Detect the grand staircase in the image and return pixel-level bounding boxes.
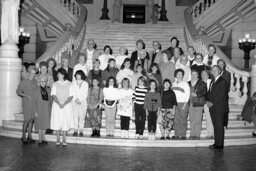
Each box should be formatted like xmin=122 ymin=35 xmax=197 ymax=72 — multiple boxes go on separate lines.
xmin=81 ymin=22 xmax=186 ymax=56
xmin=0 ymin=0 xmax=256 ymax=147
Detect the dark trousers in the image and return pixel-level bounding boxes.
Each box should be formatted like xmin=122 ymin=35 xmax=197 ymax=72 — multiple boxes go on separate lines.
xmin=224 ymin=111 xmax=229 ymax=127
xmin=147 ymin=111 xmax=157 ymax=133
xmin=210 ymin=108 xmax=225 ymax=147
xmin=135 ymin=103 xmax=146 ymax=135
xmin=120 ymin=116 xmax=130 ymax=130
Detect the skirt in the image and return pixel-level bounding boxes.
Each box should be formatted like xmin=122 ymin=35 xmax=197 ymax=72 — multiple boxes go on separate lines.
xmin=160 ymin=108 xmax=175 ymax=132
xmin=88 ymin=108 xmax=102 ymax=129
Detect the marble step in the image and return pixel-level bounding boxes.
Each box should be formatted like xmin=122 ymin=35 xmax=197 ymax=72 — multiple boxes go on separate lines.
xmin=0 ymin=127 xmax=255 ymax=147
xmin=2 ymin=120 xmax=253 ymax=138
xmin=13 ymin=110 xmax=243 ymax=122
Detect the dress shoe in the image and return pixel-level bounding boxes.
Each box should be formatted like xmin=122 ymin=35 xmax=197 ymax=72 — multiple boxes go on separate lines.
xmin=160 ymin=136 xmax=165 ymax=140
xmin=180 ymin=137 xmax=186 ymax=140
xmin=56 ymin=142 xmax=61 ymax=146
xmin=96 ymin=130 xmax=101 ymax=137
xmin=62 ymin=142 xmax=67 ymax=146
xmin=91 ymin=129 xmax=96 ymax=137
xmin=42 ymin=141 xmax=48 ymax=145
xmin=27 ymin=137 xmax=36 ymax=143
xmin=46 ymin=129 xmax=53 ymax=134
xmin=252 ymin=132 xmax=256 ymax=137
xmin=38 ymin=142 xmax=43 ymax=146
xmin=73 ymin=132 xmax=78 ymax=137
xmin=171 ymin=136 xmax=179 ymax=140
xmin=21 ymin=138 xmax=28 ymax=144
xmin=166 ymin=136 xmax=171 ymax=140
xmin=79 ymin=132 xmax=83 ymax=137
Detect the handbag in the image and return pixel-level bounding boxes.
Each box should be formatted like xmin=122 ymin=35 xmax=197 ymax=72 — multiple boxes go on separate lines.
xmin=192 ymin=96 xmax=206 ymax=106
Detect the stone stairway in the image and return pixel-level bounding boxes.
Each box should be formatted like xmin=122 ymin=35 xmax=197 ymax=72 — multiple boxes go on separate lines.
xmin=81 ymin=22 xmax=187 ymax=56
xmin=0 ymin=104 xmax=255 ymax=147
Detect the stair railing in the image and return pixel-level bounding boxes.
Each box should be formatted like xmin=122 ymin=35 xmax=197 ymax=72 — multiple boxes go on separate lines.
xmin=36 ymin=1 xmax=87 ymax=66
xmin=184 ymin=7 xmax=250 ymax=105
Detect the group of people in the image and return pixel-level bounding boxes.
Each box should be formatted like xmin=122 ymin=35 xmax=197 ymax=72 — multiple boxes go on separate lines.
xmin=17 ymin=37 xmax=231 ymax=150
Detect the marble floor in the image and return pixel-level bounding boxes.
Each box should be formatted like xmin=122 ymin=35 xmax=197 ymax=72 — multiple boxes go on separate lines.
xmin=0 ymin=136 xmax=256 ymax=171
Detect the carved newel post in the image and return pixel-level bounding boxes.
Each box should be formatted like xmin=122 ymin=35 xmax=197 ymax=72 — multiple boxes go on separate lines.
xmin=159 ymin=0 xmax=168 ymax=21
xmin=100 ymin=0 xmax=110 ymax=20
xmin=0 ymin=0 xmax=22 ymax=125
xmin=250 ymin=55 xmax=256 ymax=96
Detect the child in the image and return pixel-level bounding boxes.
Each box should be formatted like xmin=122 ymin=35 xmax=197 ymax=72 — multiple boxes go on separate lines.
xmin=117 ymin=78 xmax=134 ymax=138
xmin=147 ymin=63 xmax=162 ymax=88
xmin=88 ymin=59 xmax=103 ymax=87
xmin=34 ymin=76 xmax=51 ymax=146
xmin=103 ymin=77 xmax=119 ymax=137
xmin=87 ymin=78 xmax=103 ymax=137
xmin=116 ymin=58 xmax=134 ymax=88
xmin=144 ymin=80 xmax=161 ymax=140
xmin=72 ymin=70 xmax=89 ymax=137
xmin=102 ymin=58 xmax=119 ymax=86
xmin=131 ymin=64 xmax=147 ymax=90
xmin=159 ymin=79 xmax=177 ymax=140
xmin=133 ymin=76 xmax=148 ymax=139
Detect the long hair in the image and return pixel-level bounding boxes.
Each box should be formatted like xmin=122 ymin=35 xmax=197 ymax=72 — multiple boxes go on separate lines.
xmin=74 ymin=70 xmax=87 ymax=81
xmin=121 ymin=58 xmax=131 ymax=70
xmin=57 ymin=68 xmax=68 ymax=81
xmin=137 ymin=76 xmax=147 ymax=87
xmin=105 ymin=76 xmax=118 ymax=88
xmin=103 ymin=45 xmax=113 ymax=55
xmin=149 ymin=63 xmax=161 ymax=74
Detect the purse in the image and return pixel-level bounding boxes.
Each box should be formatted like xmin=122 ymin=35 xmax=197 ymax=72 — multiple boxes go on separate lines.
xmin=192 ymin=81 xmax=206 ymax=106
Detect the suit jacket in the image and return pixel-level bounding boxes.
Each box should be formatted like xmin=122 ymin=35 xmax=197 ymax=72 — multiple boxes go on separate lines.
xmin=149 ymin=50 xmax=162 ymax=65
xmin=130 ymin=51 xmax=150 ymax=70
xmin=221 ymin=69 xmax=231 ymax=92
xmin=207 ymin=76 xmax=229 ymax=113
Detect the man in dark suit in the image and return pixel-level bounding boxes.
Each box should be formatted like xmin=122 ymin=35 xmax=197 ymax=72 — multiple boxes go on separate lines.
xmin=61 ymin=56 xmax=73 ymax=82
xmin=217 ymin=59 xmax=231 ymax=128
xmin=207 ymin=65 xmax=229 ymax=150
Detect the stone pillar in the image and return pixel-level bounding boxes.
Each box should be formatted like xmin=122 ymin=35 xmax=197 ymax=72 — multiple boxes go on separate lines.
xmin=251 ymin=55 xmax=256 ymax=96
xmin=0 ymin=0 xmax=22 ymax=126
xmin=159 ymin=0 xmax=168 ymax=21
xmin=100 ymin=0 xmax=110 ymax=20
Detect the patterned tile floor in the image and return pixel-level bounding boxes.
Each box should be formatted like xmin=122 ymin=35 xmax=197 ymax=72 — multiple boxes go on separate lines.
xmin=0 ymin=136 xmax=256 ymax=171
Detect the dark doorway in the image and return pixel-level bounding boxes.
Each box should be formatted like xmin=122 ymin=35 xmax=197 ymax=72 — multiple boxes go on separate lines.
xmin=123 ymin=5 xmax=145 ymax=24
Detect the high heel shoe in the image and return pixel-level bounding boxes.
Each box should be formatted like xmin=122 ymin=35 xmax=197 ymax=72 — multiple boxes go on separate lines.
xmin=42 ymin=141 xmax=48 ymax=145
xmin=21 ymin=138 xmax=28 ymax=144
xmin=27 ymin=137 xmax=36 ymax=143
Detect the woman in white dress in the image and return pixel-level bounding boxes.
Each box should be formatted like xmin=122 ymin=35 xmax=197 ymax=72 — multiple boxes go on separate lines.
xmin=51 ymin=68 xmax=74 ymax=146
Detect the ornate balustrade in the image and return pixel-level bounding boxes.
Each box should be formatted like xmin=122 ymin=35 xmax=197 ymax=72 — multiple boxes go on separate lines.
xmin=191 ymin=0 xmax=218 ymax=21
xmin=59 ymin=0 xmax=80 ymax=18
xmin=36 ymin=2 xmax=87 ymax=66
xmin=185 ymin=7 xmax=251 ymax=105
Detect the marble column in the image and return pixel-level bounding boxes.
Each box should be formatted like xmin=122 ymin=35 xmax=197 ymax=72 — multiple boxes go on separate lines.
xmin=0 ymin=0 xmax=22 ymax=126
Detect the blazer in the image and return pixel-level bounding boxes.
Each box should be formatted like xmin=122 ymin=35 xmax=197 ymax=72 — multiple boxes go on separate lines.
xmin=149 ymin=50 xmax=162 ymax=65
xmin=207 ymin=76 xmax=229 ymax=113
xmin=189 ymin=80 xmax=207 ymax=107
xmin=221 ymin=69 xmax=231 ymax=92
xmin=130 ymin=50 xmax=150 ymax=70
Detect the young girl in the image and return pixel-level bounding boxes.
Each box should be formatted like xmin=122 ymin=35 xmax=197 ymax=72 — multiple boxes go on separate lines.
xmin=34 ymin=76 xmax=51 ymax=145
xmin=72 ymin=70 xmax=89 ymax=137
xmin=102 ymin=58 xmax=119 ymax=86
xmin=131 ymin=64 xmax=146 ymax=90
xmin=144 ymin=80 xmax=161 ymax=140
xmin=87 ymin=78 xmax=103 ymax=137
xmin=103 ymin=77 xmax=119 ymax=137
xmin=159 ymin=79 xmax=177 ymax=140
xmin=117 ymin=78 xmax=134 ymax=138
xmin=116 ymin=58 xmax=134 ymax=88
xmin=88 ymin=59 xmax=103 ymax=87
xmin=147 ymin=63 xmax=162 ymax=88
xmin=133 ymin=76 xmax=148 ymax=139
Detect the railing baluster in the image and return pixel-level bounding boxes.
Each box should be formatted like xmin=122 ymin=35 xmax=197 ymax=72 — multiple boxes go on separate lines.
xmin=242 ymin=76 xmax=248 ymax=101
xmin=235 ymin=74 xmax=241 ymax=96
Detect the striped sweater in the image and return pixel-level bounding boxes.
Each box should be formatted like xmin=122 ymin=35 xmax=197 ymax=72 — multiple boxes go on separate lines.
xmin=133 ymin=86 xmax=148 ymax=105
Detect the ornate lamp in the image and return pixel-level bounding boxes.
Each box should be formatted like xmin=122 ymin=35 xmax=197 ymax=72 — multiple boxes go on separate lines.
xmin=238 ymin=33 xmax=256 ymax=69
xmin=18 ymin=27 xmax=30 ymax=60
